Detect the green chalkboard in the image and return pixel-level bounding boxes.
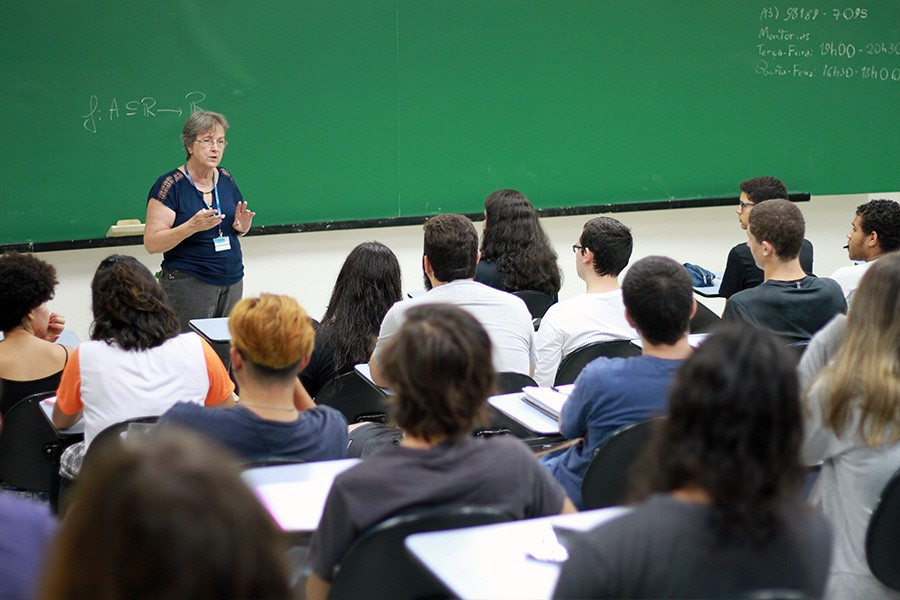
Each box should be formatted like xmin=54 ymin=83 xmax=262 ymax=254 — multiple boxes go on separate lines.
xmin=2 ymin=1 xmax=898 ymax=246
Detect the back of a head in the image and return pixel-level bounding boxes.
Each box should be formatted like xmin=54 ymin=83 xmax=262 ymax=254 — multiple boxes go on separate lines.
xmin=653 ymin=325 xmax=803 ymax=544
xmin=580 ymin=217 xmax=633 ymax=276
xmin=748 ymin=199 xmax=805 ymax=260
xmin=857 ymin=198 xmax=900 ymax=253
xmin=90 ymin=254 xmax=180 ymax=350
xmin=229 ymin=293 xmax=314 ymax=384
xmin=41 ymin=430 xmax=291 ymax=600
xmin=621 ymin=256 xmax=693 ymax=345
xmin=0 ymin=252 xmax=58 ymax=332
xmin=380 ymin=303 xmax=494 ymax=442
xmin=739 ymin=176 xmax=788 ymax=203
xmin=424 ymin=214 xmax=478 ymax=283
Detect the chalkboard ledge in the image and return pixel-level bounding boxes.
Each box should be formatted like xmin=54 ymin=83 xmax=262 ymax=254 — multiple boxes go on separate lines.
xmin=4 ymin=194 xmax=809 ymax=253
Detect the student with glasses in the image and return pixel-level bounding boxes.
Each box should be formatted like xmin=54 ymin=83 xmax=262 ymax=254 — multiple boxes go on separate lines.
xmin=143 ymin=110 xmax=256 ymax=332
xmin=718 ymin=176 xmax=815 ymax=299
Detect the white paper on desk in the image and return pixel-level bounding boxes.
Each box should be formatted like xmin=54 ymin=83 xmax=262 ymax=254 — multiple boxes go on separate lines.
xmin=253 ymin=480 xmax=331 ymax=531
xmin=521 ymin=386 xmax=573 ymax=419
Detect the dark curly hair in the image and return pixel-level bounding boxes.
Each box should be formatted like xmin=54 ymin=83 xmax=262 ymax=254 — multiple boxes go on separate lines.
xmin=90 ymin=255 xmax=180 ymax=351
xmin=637 ymin=324 xmax=803 ymax=546
xmin=380 ymin=304 xmax=493 ymax=442
xmin=739 ymin=176 xmax=788 ymax=203
xmin=480 ymin=190 xmax=561 ymax=296
xmin=857 ymin=198 xmax=900 ymax=253
xmin=424 ymin=214 xmax=479 ymax=283
xmin=0 ymin=252 xmax=58 ymax=332
xmin=318 ymin=242 xmax=403 ymax=374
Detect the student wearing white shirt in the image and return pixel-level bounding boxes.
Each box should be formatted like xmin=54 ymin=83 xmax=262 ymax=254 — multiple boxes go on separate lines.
xmin=830 ymin=199 xmax=899 ymax=304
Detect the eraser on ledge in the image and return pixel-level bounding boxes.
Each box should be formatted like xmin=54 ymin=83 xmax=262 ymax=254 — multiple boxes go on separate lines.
xmin=106 ymin=219 xmax=145 ymax=237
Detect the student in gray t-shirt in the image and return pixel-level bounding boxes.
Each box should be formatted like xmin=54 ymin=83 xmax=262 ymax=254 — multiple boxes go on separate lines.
xmin=307 ymin=304 xmax=575 ymax=600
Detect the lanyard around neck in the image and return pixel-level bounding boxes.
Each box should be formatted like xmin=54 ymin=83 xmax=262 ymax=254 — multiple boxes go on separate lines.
xmin=183 ymin=164 xmax=221 ymax=215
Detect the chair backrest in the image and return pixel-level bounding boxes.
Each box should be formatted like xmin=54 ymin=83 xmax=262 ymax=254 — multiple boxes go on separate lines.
xmin=866 ymin=466 xmax=900 ymax=591
xmin=511 ymin=290 xmax=556 ymax=321
xmin=0 ymin=391 xmax=68 ymax=493
xmin=82 ymin=415 xmax=159 ymax=472
xmin=689 ymin=299 xmax=722 ymax=334
xmin=329 ymin=506 xmax=512 ymax=600
xmin=315 ymin=370 xmax=389 ymax=424
xmin=495 ymin=371 xmax=537 ymax=395
xmin=554 ymin=340 xmax=641 ymax=386
xmin=581 ymin=417 xmax=663 ymax=510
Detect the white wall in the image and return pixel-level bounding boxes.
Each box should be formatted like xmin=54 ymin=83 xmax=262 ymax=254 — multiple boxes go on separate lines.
xmin=40 ymin=192 xmax=899 ymax=341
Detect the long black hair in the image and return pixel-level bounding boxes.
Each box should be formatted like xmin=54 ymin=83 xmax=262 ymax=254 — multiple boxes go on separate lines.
xmin=637 ymin=324 xmax=803 ymax=546
xmin=480 ymin=189 xmax=561 ymax=295
xmin=318 ymin=242 xmax=402 ymax=373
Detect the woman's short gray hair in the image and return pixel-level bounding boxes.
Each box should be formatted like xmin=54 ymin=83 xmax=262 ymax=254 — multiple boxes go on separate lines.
xmin=181 ymin=110 xmax=229 ymax=159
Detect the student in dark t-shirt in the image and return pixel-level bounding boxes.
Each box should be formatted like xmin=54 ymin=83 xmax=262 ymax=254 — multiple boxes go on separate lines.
xmin=159 ymin=293 xmax=347 ymax=463
xmin=719 ymin=176 xmax=814 ymax=299
xmin=306 ymin=304 xmax=576 ymax=600
xmin=724 ymin=199 xmax=845 ymax=343
xmin=553 ymin=326 xmax=832 ymax=599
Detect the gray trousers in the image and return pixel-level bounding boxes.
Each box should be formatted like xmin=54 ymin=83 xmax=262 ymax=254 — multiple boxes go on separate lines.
xmin=158 ymin=269 xmax=243 ymax=333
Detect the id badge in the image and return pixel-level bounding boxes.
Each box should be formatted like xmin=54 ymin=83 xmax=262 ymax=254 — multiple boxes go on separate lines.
xmin=213 ymin=236 xmax=232 ymax=252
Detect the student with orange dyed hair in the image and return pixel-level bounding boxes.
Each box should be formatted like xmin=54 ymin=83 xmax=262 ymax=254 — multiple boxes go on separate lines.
xmin=158 ymin=293 xmax=348 ymax=462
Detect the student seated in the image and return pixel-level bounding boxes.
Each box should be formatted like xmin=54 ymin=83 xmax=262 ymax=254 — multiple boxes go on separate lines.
xmin=52 ymin=255 xmax=234 ymax=480
xmin=307 ymin=303 xmax=576 ymax=600
xmin=534 ymin=216 xmax=637 ymax=386
xmin=718 ymin=176 xmax=814 ymax=299
xmin=369 ymin=213 xmax=535 ymax=385
xmin=0 ymin=252 xmax=72 ymax=417
xmin=723 ymin=199 xmax=846 ymax=344
xmin=300 ymin=241 xmax=403 ymax=397
xmin=159 ymin=293 xmax=348 ymax=463
xmin=553 ymin=325 xmax=832 ymax=599
xmin=475 ymin=189 xmax=562 ymax=299
xmin=41 ymin=430 xmax=292 ymax=599
xmin=542 ymin=256 xmax=695 ymax=508
xmin=802 ymin=252 xmax=900 ymax=600
xmin=830 ymin=198 xmax=899 ymax=304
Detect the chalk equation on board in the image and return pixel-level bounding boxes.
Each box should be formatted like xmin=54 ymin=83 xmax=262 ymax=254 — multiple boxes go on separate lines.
xmin=753 ymin=6 xmax=899 ymax=82
xmin=82 ymin=91 xmax=207 ymax=133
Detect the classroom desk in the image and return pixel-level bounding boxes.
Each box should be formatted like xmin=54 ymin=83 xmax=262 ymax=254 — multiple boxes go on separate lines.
xmin=38 ymin=396 xmax=85 ymax=437
xmin=692 ymin=271 xmax=725 ymax=298
xmin=488 ymin=392 xmax=559 ymax=436
xmin=406 ymin=506 xmax=630 ymax=600
xmin=189 ymin=317 xmax=231 ymax=343
xmin=242 ymin=459 xmax=360 ymax=533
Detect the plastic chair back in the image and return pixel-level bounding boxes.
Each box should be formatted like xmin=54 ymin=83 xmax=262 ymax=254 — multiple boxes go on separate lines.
xmin=329 ymin=506 xmax=512 ymax=600
xmin=555 ymin=340 xmax=641 ymax=386
xmin=316 ymin=370 xmax=389 ymax=424
xmin=0 ymin=391 xmax=69 ymax=493
xmin=511 ymin=290 xmax=556 ymax=320
xmin=581 ymin=417 xmax=663 ymax=510
xmin=866 ymin=466 xmax=900 ymax=591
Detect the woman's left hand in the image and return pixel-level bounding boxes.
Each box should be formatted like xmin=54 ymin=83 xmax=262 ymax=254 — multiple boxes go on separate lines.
xmin=233 ymin=201 xmax=256 ymax=235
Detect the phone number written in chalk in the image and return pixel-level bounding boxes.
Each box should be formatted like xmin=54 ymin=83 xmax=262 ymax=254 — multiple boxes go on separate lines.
xmin=82 ymin=91 xmax=207 ymax=134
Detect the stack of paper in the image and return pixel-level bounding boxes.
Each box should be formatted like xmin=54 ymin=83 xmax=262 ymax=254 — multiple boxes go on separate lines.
xmin=521 ymin=384 xmax=574 ymax=419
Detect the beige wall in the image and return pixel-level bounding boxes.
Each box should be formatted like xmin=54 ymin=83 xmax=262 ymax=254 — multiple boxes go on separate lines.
xmin=40 ymin=192 xmax=899 ymax=341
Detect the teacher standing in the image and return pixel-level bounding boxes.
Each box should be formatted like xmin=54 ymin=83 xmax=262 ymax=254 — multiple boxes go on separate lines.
xmin=144 ymin=110 xmax=255 ymax=332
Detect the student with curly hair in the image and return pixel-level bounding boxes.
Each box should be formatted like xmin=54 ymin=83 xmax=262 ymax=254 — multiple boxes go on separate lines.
xmin=553 ymin=325 xmax=831 ymax=599
xmin=41 ymin=430 xmax=292 ymax=599
xmin=475 ymin=189 xmax=562 ymax=298
xmin=802 ymin=252 xmax=900 ymax=600
xmin=300 ymin=242 xmax=402 ymax=397
xmin=0 ymin=252 xmax=72 ymax=417
xmin=52 ymin=255 xmax=234 ymax=479
xmin=830 ymin=198 xmax=900 ymax=304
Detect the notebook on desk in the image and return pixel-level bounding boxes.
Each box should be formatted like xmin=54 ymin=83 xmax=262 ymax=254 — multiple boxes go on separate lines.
xmin=521 ymin=385 xmax=574 ymax=420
